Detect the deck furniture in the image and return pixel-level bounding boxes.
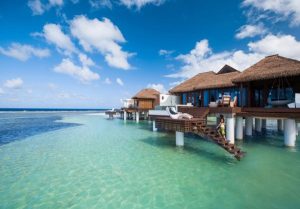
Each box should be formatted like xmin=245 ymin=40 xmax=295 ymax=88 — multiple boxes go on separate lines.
xmin=288 ymin=93 xmax=300 ymax=108
xmin=220 ymin=95 xmax=231 ymax=107
xmin=209 ymin=101 xmax=218 ymax=108
xmin=167 ymin=107 xmax=193 ymax=120
xmin=230 ymin=96 xmax=237 ymax=108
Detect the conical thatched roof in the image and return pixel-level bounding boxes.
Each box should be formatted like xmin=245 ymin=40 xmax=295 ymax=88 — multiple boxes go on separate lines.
xmin=132 ymin=88 xmax=160 ymax=99
xmin=169 ymin=65 xmax=240 ymax=93
xmin=233 ymin=55 xmax=300 ymax=83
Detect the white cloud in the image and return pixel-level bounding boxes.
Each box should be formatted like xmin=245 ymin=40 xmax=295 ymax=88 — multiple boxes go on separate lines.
xmin=167 ymin=34 xmax=300 ymax=79
xmin=4 ymin=78 xmax=24 ymax=89
xmin=28 ymin=0 xmax=44 ymax=15
xmin=43 ymin=23 xmax=77 ymax=55
xmin=89 ymin=0 xmax=112 ymax=9
xmin=0 ymin=88 xmax=4 ymax=95
xmin=0 ymin=43 xmax=50 ymax=61
xmin=147 ymin=83 xmax=166 ymax=93
xmin=49 ymin=0 xmax=63 ymax=6
xmin=28 ymin=0 xmax=64 ymax=15
xmin=169 ymin=80 xmax=183 ymax=87
xmin=159 ymin=49 xmax=174 ymax=57
xmin=54 ymin=58 xmax=100 ymax=82
xmin=243 ymin=0 xmax=300 ymax=26
xmin=70 ymin=15 xmax=132 ymax=70
xmin=235 ymin=24 xmax=267 ymax=39
xmin=78 ymin=53 xmax=95 ymax=67
xmin=104 ymin=78 xmax=112 ymax=84
xmin=248 ymin=34 xmax=300 ymax=58
xmin=119 ymin=0 xmax=166 ymax=9
xmin=116 ymin=78 xmax=124 ymax=86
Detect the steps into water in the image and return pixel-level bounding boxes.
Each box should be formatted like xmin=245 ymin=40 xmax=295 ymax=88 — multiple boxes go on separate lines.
xmin=188 ymin=109 xmax=245 ymax=160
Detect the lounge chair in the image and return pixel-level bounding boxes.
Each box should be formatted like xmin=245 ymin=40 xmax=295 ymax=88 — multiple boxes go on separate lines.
xmin=167 ymin=107 xmax=193 ymax=120
xmin=288 ymin=93 xmax=300 ymax=108
xmin=230 ymin=96 xmax=237 ymax=108
xmin=209 ymin=101 xmax=218 ymax=108
xmin=220 ymin=95 xmax=231 ymax=107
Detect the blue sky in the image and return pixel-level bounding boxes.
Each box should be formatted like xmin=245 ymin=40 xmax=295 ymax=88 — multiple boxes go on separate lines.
xmin=1 ymin=0 xmax=300 ymax=108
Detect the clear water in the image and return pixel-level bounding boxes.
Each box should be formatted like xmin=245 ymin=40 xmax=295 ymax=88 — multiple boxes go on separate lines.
xmin=0 ymin=112 xmax=299 ymax=209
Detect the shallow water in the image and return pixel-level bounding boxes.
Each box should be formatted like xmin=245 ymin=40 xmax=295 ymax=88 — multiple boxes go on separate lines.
xmin=0 ymin=112 xmax=299 ymax=209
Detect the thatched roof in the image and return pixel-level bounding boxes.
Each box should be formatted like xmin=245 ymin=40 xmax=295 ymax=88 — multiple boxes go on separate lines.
xmin=217 ymin=64 xmax=238 ymax=74
xmin=132 ymin=88 xmax=160 ymax=99
xmin=169 ymin=65 xmax=240 ymax=93
xmin=233 ymin=55 xmax=300 ymax=83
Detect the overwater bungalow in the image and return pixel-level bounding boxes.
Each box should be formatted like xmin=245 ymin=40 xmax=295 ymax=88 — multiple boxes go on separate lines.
xmin=122 ymin=88 xmax=160 ymax=122
xmin=169 ymin=65 xmax=241 ymax=107
xmin=150 ymin=55 xmax=300 ymax=159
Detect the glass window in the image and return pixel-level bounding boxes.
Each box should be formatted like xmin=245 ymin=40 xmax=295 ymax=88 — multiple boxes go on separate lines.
xmin=204 ymin=90 xmax=209 ymax=107
xmin=182 ymin=93 xmax=187 ymax=105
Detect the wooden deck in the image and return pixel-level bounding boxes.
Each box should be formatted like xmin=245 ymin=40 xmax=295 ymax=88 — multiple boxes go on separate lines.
xmin=238 ymin=107 xmax=300 ymax=119
xmin=122 ymin=107 xmax=153 ymax=112
xmin=155 ymin=108 xmax=245 ymax=160
xmin=179 ymin=106 xmax=300 ymax=119
xmin=156 ymin=117 xmax=205 ymax=132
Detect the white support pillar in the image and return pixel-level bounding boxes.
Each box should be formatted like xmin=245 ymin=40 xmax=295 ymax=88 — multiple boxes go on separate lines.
xmin=255 ymin=118 xmax=262 ymax=132
xmin=124 ymin=111 xmax=127 ymax=121
xmin=176 ymin=131 xmax=184 ymax=146
xmin=226 ymin=116 xmax=235 ymax=144
xmin=277 ymin=119 xmax=284 ymax=132
xmin=235 ymin=117 xmax=243 ymax=140
xmin=153 ymin=121 xmax=157 ymax=132
xmin=136 ymin=112 xmax=140 ymax=123
xmin=284 ymin=119 xmax=297 ymax=147
xmin=245 ymin=117 xmax=253 ymax=136
xmin=262 ymin=119 xmax=267 ymax=130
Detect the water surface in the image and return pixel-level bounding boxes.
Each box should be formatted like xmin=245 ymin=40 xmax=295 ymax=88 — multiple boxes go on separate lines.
xmin=0 ymin=112 xmax=299 ymax=209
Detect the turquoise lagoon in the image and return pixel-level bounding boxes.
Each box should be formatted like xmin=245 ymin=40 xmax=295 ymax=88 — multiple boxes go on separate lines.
xmin=0 ymin=112 xmax=300 ymax=209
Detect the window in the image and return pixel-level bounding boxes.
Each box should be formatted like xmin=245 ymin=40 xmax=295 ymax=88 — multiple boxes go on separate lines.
xmin=182 ymin=93 xmax=187 ymax=105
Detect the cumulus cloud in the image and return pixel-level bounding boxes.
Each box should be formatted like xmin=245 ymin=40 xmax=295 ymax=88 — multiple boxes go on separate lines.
xmin=242 ymin=0 xmax=300 ymax=26
xmin=43 ymin=23 xmax=77 ymax=55
xmin=116 ymin=78 xmax=124 ymax=86
xmin=0 ymin=43 xmax=50 ymax=61
xmin=4 ymin=78 xmax=24 ymax=89
xmin=235 ymin=24 xmax=267 ymax=39
xmin=119 ymin=0 xmax=166 ymax=9
xmin=248 ymin=34 xmax=300 ymax=58
xmin=167 ymin=34 xmax=300 ymax=79
xmin=70 ymin=15 xmax=132 ymax=70
xmin=147 ymin=83 xmax=166 ymax=93
xmin=28 ymin=0 xmax=64 ymax=15
xmin=54 ymin=58 xmax=100 ymax=82
xmin=104 ymin=78 xmax=112 ymax=84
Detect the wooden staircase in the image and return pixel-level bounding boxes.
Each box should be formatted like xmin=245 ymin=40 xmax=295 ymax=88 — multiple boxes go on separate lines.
xmin=180 ymin=108 xmax=245 ymax=160
xmin=190 ymin=120 xmax=245 ymax=160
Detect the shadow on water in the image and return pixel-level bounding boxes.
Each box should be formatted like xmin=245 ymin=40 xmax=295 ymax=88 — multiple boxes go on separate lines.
xmin=0 ymin=115 xmax=80 ymax=146
xmin=139 ymin=135 xmax=236 ymax=164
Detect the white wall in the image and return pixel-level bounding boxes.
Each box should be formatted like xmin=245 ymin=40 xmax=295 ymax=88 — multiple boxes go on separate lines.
xmin=122 ymin=99 xmax=135 ymax=108
xmin=160 ymin=94 xmax=180 ymax=107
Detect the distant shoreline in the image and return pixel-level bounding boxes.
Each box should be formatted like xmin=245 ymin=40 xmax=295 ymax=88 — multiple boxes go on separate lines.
xmin=0 ymin=108 xmax=110 ymax=112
